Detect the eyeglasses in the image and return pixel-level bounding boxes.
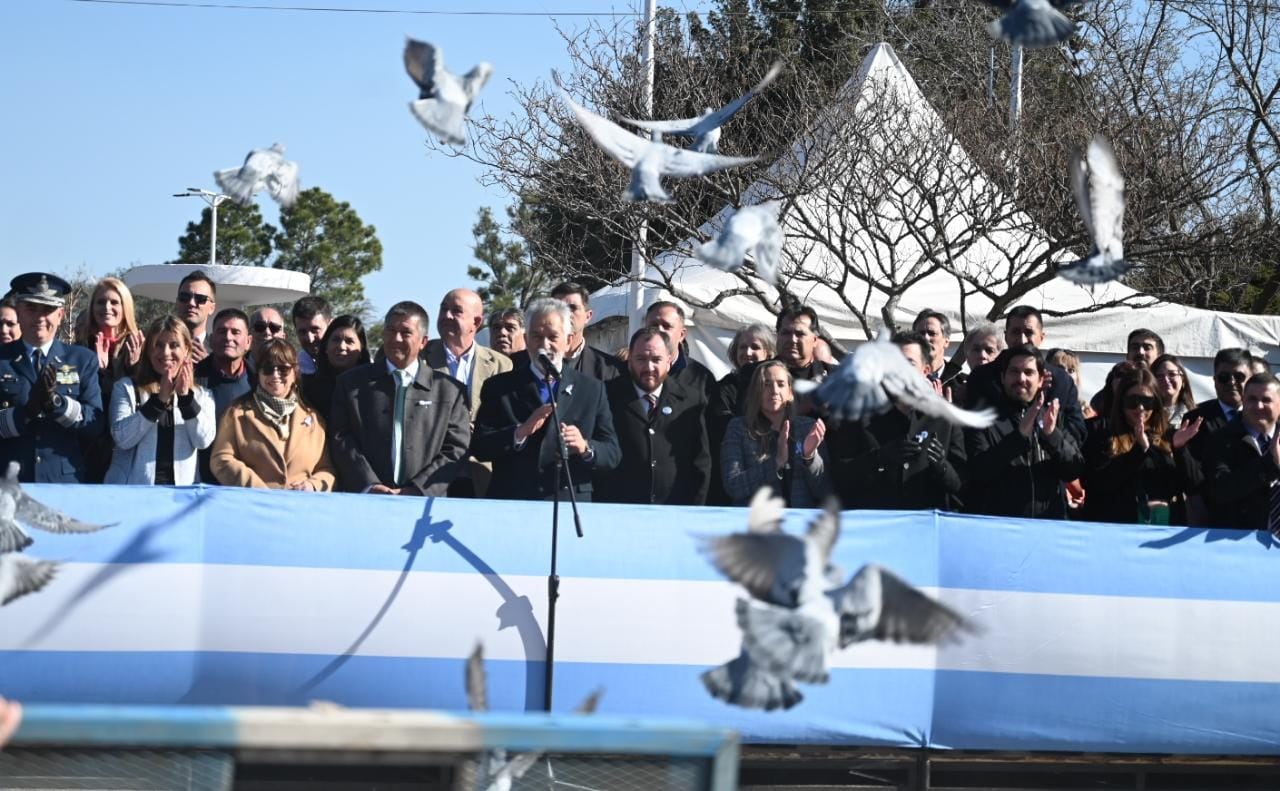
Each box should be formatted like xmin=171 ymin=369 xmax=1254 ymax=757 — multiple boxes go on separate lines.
xmin=177 ymin=291 xmax=210 ymax=306
xmin=1123 ymin=394 xmax=1158 ymax=411
xmin=1155 ymin=371 xmax=1182 ymax=380
xmin=260 ymin=364 xmax=293 ymax=376
xmin=253 ymin=321 xmax=284 ymax=335
xmin=1215 ymin=372 xmax=1249 ymax=385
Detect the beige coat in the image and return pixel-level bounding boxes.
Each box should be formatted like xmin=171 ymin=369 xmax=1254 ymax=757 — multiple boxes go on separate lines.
xmin=210 ymin=396 xmax=337 ymax=491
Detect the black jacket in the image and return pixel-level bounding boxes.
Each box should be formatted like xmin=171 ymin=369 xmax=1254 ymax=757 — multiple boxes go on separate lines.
xmin=1204 ymin=421 xmax=1279 ymax=530
xmin=472 ymin=366 xmax=621 ymax=501
xmin=595 ymin=375 xmax=711 ymax=505
xmin=1079 ymin=417 xmax=1193 ymax=524
xmin=836 ymin=408 xmax=966 ymax=511
xmin=964 ymin=353 xmax=1087 ymax=446
xmin=964 ymin=396 xmax=1085 ymax=519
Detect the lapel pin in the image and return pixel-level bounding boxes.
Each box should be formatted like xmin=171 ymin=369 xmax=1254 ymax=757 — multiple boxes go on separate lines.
xmin=418 ymin=400 xmax=431 ymax=407
xmin=302 ymin=415 xmax=314 ymax=427
xmin=564 ymin=384 xmax=575 ymax=396
xmin=661 ymin=405 xmax=673 ymax=415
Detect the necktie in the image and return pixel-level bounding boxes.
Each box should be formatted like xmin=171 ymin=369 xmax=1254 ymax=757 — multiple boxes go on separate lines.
xmin=644 ymin=393 xmax=658 ymax=421
xmin=391 ymin=369 xmax=410 ymax=486
xmin=31 ymin=348 xmax=44 ymax=373
xmin=1259 ymin=434 xmax=1271 ymax=455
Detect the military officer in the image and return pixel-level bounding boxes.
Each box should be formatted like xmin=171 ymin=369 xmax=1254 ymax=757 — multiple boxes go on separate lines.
xmin=0 ymin=273 xmax=104 ymax=482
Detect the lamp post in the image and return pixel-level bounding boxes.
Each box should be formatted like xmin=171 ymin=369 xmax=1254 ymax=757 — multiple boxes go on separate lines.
xmin=173 ymin=188 xmax=230 ymax=267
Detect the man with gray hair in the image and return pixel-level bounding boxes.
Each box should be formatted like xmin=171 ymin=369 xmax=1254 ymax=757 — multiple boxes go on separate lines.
xmin=473 ymin=297 xmax=620 ymax=501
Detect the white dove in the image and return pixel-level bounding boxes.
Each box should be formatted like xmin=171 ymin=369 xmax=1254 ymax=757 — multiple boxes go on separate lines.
xmin=696 ymin=202 xmax=783 ymax=286
xmin=701 ymin=490 xmax=976 ymax=710
xmin=984 ymin=0 xmax=1079 ymax=49
xmin=214 ymin=144 xmax=300 ymax=208
xmin=621 ymin=61 xmax=783 ymax=154
xmin=563 ymin=95 xmax=757 ymax=204
xmin=403 ymin=37 xmax=493 ymax=146
xmin=0 ymin=461 xmax=111 ymax=606
xmin=466 ymin=643 xmax=601 ymax=791
xmin=793 ymin=329 xmax=997 ymax=428
xmin=1057 ymin=134 xmax=1130 ymax=286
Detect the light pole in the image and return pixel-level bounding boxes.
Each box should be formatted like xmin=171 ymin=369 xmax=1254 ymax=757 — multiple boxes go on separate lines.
xmin=173 ymin=188 xmax=230 ymax=267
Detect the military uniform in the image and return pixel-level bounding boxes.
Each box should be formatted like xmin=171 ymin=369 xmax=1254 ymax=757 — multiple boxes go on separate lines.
xmin=0 ymin=274 xmax=104 ymax=483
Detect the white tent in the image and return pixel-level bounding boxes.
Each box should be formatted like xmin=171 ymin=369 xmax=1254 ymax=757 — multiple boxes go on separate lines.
xmin=587 ymin=43 xmax=1279 ymax=400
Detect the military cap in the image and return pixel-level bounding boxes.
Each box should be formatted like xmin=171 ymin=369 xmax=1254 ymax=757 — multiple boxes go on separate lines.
xmin=9 ymin=272 xmax=70 ymax=308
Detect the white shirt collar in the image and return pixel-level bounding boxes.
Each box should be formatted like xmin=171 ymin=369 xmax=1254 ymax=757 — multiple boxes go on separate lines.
xmin=24 ymin=339 xmax=54 ymax=358
xmin=633 ymin=382 xmax=663 ymax=402
xmin=385 ymin=357 xmax=421 ymax=382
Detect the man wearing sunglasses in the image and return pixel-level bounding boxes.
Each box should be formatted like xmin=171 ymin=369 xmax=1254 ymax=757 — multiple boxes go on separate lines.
xmin=1183 ymin=348 xmax=1255 ymax=524
xmin=173 ymin=271 xmax=217 ymax=362
xmin=248 ymin=307 xmax=288 ymax=366
xmin=1205 ymin=374 xmax=1280 ymax=531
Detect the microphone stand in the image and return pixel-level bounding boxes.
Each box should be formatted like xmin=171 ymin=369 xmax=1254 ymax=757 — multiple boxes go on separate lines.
xmin=541 ymin=360 xmax=584 ymax=712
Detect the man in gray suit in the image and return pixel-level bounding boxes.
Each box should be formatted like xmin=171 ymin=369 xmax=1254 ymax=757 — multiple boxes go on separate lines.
xmin=330 ymin=301 xmax=471 ymax=496
xmin=424 ymin=288 xmax=512 ymax=496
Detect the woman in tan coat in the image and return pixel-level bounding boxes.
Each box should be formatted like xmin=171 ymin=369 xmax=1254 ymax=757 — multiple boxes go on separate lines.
xmin=211 ymin=338 xmax=336 ymax=491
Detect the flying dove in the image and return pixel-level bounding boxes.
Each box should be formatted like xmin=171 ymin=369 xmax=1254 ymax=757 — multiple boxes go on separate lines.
xmin=214 ymin=144 xmax=300 ymax=208
xmin=403 ymin=37 xmax=493 ymax=146
xmin=621 ymin=61 xmax=783 ymax=154
xmin=984 ymin=0 xmax=1080 ymax=49
xmin=1057 ymin=134 xmax=1131 ymax=286
xmin=696 ymin=202 xmax=784 ymax=286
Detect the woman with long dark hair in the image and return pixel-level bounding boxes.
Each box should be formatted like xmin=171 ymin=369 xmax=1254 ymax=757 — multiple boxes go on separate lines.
xmin=1080 ymin=368 xmax=1199 ymax=524
xmin=1151 ymin=353 xmax=1197 ymax=426
xmin=303 ymin=314 xmax=371 ymax=419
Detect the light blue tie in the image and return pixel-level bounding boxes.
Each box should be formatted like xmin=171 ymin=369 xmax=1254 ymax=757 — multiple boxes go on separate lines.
xmin=391 ymin=369 xmax=411 ymax=486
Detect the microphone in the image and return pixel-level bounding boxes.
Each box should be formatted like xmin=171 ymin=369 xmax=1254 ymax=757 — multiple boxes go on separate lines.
xmin=537 ymin=353 xmax=562 ymax=382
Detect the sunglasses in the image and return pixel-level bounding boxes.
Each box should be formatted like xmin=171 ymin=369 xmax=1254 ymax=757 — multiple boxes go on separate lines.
xmin=260 ymin=364 xmax=293 ymax=376
xmin=177 ymin=291 xmax=211 ymax=306
xmin=253 ymin=321 xmax=284 ymax=334
xmin=1123 ymin=394 xmax=1158 ymax=411
xmin=1215 ymin=372 xmax=1249 ymax=384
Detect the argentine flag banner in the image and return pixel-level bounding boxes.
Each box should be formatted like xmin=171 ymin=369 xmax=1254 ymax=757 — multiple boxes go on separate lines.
xmin=2 ymin=485 xmax=1278 ymax=754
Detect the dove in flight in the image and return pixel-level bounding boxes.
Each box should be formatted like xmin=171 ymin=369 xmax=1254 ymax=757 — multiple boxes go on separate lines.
xmin=403 ymin=37 xmax=493 ymax=146
xmin=1057 ymin=134 xmax=1130 ymax=286
xmin=984 ymin=0 xmax=1080 ymax=49
xmin=214 ymin=144 xmax=300 ymax=208
xmin=701 ymin=490 xmax=976 ymax=710
xmin=621 ymin=61 xmax=783 ymax=154
xmin=794 ymin=329 xmax=997 ymax=428
xmin=564 ymin=94 xmax=756 ymax=204
xmin=0 ymin=461 xmax=111 ymax=606
xmin=696 ymin=201 xmax=784 ymax=286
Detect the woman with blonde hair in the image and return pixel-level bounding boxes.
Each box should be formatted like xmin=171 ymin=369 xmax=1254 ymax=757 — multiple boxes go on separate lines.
xmin=106 ymin=316 xmax=215 ymax=485
xmin=212 ymin=339 xmax=335 ymax=491
xmin=76 ymin=277 xmax=145 ymax=480
xmin=721 ymin=360 xmax=829 ymax=506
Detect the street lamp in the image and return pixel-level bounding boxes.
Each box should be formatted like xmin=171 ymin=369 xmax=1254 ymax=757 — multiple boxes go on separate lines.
xmin=173 ymin=188 xmax=231 ymax=267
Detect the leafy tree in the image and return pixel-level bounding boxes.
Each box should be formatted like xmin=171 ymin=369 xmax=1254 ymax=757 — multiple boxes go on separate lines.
xmin=169 ymin=201 xmax=275 ymax=267
xmin=468 ymin=204 xmax=546 ymax=311
xmin=272 ymin=188 xmax=383 ymax=318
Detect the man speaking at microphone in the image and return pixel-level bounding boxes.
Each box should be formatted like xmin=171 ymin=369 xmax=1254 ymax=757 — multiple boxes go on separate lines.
xmin=472 ymin=298 xmax=620 ymax=501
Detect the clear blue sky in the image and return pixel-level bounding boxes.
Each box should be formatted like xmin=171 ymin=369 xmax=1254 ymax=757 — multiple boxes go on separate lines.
xmin=0 ymin=0 xmax=707 ymax=318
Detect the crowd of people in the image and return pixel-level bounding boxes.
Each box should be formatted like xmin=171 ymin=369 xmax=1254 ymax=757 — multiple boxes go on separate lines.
xmin=0 ymin=270 xmax=1276 ymax=532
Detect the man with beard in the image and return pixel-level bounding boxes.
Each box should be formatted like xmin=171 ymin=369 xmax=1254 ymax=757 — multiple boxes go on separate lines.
xmin=473 ymin=298 xmax=620 ymax=501
xmin=964 ymin=345 xmax=1084 ymax=519
xmin=596 ymin=326 xmax=710 ymax=505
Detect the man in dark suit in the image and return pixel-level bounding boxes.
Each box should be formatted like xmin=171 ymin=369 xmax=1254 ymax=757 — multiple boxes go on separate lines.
xmin=644 ymin=301 xmax=717 ymax=402
xmin=838 ymin=332 xmax=965 ymax=511
xmin=596 ymin=327 xmax=711 ymax=505
xmin=329 ymin=301 xmax=470 ymax=496
xmin=963 ymin=305 xmax=1086 ymax=446
xmin=1182 ymin=347 xmax=1254 ymax=524
xmin=1204 ymin=373 xmax=1279 ymax=530
xmin=473 ymin=298 xmax=621 ymax=501
xmin=0 ymin=273 xmax=104 ymax=482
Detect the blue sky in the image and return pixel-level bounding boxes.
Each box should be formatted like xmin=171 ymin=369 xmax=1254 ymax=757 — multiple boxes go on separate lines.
xmin=0 ymin=0 xmax=707 ymax=318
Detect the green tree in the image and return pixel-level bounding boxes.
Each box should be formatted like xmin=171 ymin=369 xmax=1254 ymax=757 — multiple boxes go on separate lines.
xmin=169 ymin=201 xmax=275 ymax=267
xmin=272 ymin=188 xmax=383 ymax=317
xmin=468 ymin=204 xmax=546 ymax=311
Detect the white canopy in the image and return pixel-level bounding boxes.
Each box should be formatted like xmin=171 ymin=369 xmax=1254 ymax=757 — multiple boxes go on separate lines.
xmin=588 ymin=43 xmax=1279 ymax=398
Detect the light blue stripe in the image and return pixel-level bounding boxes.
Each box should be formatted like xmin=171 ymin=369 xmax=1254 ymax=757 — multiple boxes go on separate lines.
xmin=20 ymin=485 xmax=1280 ymax=602
xmin=7 ymin=652 xmax=1279 ymax=754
